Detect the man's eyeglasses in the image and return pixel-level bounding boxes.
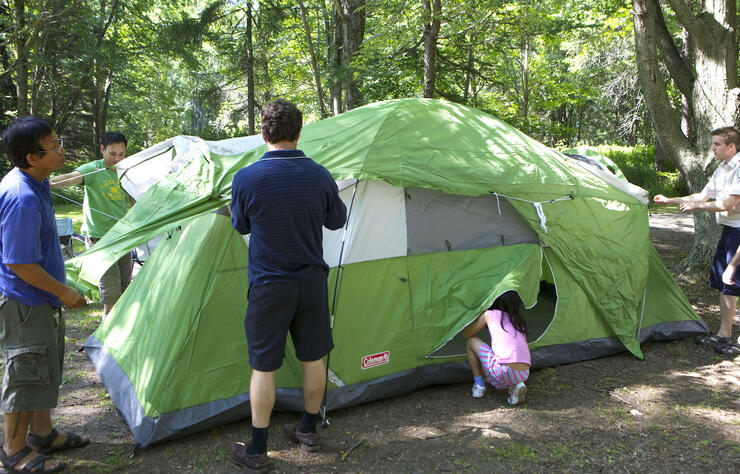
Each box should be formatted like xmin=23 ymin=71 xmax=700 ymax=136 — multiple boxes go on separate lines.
xmin=36 ymin=138 xmax=64 ymax=155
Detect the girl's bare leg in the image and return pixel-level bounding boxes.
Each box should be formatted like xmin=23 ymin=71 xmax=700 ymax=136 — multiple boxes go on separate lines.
xmin=466 ymin=337 xmax=484 ymax=377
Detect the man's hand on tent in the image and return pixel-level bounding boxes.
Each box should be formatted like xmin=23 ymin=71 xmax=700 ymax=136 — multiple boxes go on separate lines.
xmin=6 ymin=263 xmax=86 ymax=308
xmin=59 ymin=285 xmax=86 ymax=308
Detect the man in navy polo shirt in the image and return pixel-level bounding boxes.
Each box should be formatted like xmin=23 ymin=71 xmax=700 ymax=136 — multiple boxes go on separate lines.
xmin=0 ymin=116 xmax=87 ymax=472
xmin=229 ymin=100 xmax=346 ymax=472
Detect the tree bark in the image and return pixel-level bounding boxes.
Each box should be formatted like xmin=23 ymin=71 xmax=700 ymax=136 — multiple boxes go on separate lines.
xmin=335 ymin=0 xmax=365 ymax=110
xmin=245 ymin=2 xmax=255 ymax=135
xmin=91 ymin=0 xmax=119 ymax=155
xmin=463 ymin=32 xmax=474 ymax=104
xmin=327 ymin=3 xmax=343 ymax=115
xmin=633 ymin=0 xmax=740 ymax=271
xmin=521 ymin=35 xmax=531 ymax=130
xmin=14 ymin=0 xmax=28 ymax=116
xmin=421 ymin=0 xmax=441 ymax=98
xmin=298 ymin=0 xmax=328 ymax=117
xmin=654 ymin=136 xmax=665 ymax=171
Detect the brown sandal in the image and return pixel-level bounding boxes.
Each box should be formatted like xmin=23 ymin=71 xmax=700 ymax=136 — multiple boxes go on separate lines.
xmin=27 ymin=429 xmax=89 ymax=455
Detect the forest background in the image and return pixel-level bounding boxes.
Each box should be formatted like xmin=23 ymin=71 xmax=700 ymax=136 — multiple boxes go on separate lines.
xmin=1 ymin=0 xmax=738 ymax=267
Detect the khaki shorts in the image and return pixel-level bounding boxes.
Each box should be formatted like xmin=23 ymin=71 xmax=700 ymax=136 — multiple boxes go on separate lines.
xmin=0 ymin=294 xmax=65 ymax=412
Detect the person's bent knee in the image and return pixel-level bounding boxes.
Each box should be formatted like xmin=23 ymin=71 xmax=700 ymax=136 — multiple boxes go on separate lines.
xmin=467 ymin=337 xmax=483 ymax=352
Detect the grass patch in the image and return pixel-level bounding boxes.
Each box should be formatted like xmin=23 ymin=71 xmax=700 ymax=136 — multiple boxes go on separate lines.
xmin=490 ymin=441 xmax=537 ymax=462
xmin=54 ymin=204 xmax=84 ymax=233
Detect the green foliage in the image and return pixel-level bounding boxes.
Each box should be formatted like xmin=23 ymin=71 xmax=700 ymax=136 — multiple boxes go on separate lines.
xmin=0 ymin=157 xmax=10 ymax=179
xmin=2 ymin=0 xmax=707 ymax=160
xmin=599 ymin=144 xmax=688 ymax=197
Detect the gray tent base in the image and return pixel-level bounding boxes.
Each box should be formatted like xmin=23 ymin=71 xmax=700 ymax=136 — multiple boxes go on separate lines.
xmin=84 ymin=318 xmax=708 ymax=448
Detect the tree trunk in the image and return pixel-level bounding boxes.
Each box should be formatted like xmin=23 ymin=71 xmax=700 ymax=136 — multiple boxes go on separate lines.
xmin=421 ymin=0 xmax=441 ymax=98
xmin=633 ymin=0 xmax=739 ymax=271
xmin=654 ymin=136 xmax=665 ymax=171
xmin=298 ymin=0 xmax=327 ymax=117
xmin=327 ymin=3 xmax=343 ymax=115
xmin=91 ymin=0 xmax=119 ymax=155
xmin=337 ymin=0 xmax=365 ymax=110
xmin=463 ymin=33 xmax=474 ymax=103
xmin=520 ymin=36 xmax=531 ymax=130
xmin=245 ymin=2 xmax=255 ymax=135
xmin=14 ymin=0 xmax=28 ymax=116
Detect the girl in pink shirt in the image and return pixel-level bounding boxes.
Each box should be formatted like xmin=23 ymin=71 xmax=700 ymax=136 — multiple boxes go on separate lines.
xmin=462 ymin=291 xmax=531 ymax=405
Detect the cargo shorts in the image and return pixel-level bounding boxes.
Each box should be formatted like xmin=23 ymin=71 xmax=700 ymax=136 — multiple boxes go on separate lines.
xmin=0 ymin=294 xmax=65 ymax=412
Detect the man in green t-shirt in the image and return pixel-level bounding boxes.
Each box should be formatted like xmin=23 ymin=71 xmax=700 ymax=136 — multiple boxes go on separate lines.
xmin=51 ymin=132 xmax=132 ymax=317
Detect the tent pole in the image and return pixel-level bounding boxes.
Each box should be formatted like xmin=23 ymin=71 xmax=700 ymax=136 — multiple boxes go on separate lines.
xmin=321 ymin=179 xmax=360 ymax=427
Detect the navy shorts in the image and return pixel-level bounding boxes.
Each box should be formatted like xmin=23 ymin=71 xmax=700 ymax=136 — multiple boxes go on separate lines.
xmin=709 ymin=225 xmax=740 ymax=296
xmin=244 ymin=276 xmax=334 ymax=372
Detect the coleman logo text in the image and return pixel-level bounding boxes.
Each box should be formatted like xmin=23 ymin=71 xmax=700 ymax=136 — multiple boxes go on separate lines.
xmin=361 ymin=351 xmax=390 ymax=370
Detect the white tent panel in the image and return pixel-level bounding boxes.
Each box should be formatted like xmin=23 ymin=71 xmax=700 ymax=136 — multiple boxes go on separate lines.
xmin=118 ymin=135 xmax=265 ymax=201
xmin=323 ymin=179 xmax=407 ymax=267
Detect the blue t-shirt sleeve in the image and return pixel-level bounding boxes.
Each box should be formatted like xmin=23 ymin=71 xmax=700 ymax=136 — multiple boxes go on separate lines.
xmin=1 ymin=202 xmax=43 ymax=265
xmin=324 ymin=172 xmax=347 ymax=230
xmin=230 ymin=176 xmax=251 ymax=235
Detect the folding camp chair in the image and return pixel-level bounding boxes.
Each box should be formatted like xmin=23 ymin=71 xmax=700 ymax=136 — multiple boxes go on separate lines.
xmin=56 ymin=218 xmax=85 ymax=260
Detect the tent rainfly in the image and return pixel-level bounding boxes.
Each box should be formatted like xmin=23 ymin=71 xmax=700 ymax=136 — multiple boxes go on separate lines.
xmin=68 ymin=99 xmax=707 ymax=447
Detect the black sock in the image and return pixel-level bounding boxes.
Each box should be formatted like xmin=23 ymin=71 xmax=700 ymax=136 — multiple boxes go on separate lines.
xmin=246 ymin=426 xmax=268 ymax=455
xmin=299 ymin=410 xmax=319 ymax=433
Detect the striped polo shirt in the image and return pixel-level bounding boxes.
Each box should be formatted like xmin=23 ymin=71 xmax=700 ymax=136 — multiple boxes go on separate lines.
xmin=230 ymin=149 xmax=347 ymax=286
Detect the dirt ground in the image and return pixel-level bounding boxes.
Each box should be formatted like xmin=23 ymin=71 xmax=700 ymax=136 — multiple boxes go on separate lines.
xmin=5 ymin=212 xmax=740 ymax=473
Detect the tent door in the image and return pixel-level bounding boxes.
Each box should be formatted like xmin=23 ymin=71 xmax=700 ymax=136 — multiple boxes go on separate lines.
xmin=425 ymin=281 xmax=557 ymax=358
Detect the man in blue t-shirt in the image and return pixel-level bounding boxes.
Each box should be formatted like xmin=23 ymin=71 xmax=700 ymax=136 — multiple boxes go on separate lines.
xmin=229 ymin=100 xmax=347 ymax=472
xmin=0 ymin=117 xmax=87 ymax=472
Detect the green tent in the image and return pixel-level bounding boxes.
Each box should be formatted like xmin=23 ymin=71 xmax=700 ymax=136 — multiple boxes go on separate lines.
xmin=71 ymin=99 xmax=706 ymax=447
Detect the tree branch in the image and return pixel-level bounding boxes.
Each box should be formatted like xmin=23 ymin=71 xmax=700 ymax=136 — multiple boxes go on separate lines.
xmin=649 ymin=0 xmax=694 ymax=98
xmin=664 ymin=0 xmax=697 ymax=34
xmin=632 ymin=0 xmax=689 ymax=158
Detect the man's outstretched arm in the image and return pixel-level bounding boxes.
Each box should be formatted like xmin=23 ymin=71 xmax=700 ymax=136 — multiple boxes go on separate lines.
xmin=49 ymin=170 xmax=83 ymax=188
xmin=653 ymin=193 xmax=707 ymax=205
xmin=678 ymin=194 xmax=740 ymax=213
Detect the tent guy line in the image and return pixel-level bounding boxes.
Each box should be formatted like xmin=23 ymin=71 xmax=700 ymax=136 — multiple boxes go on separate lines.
xmin=490 ymin=192 xmax=574 ymax=233
xmin=52 ymin=191 xmax=122 ymax=222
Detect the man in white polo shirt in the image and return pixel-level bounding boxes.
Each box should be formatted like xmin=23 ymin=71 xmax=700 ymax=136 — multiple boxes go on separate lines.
xmin=654 ymin=126 xmax=740 ymax=353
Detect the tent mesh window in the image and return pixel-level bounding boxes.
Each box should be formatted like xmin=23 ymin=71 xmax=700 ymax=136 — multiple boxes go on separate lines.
xmin=404 ymin=187 xmax=539 ymax=254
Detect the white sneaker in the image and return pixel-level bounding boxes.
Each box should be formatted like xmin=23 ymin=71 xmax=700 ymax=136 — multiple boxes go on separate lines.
xmin=507 ymin=382 xmax=527 ymax=405
xmin=471 ymin=384 xmax=487 ymax=398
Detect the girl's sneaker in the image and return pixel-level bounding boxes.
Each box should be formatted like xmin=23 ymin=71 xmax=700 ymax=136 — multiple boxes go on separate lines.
xmin=507 ymin=382 xmax=527 ymax=405
xmin=471 ymin=384 xmax=487 ymax=398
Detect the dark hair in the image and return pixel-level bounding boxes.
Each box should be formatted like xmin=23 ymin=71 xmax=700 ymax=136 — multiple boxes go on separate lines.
xmin=261 ymin=99 xmax=302 ymax=143
xmin=1 ymin=116 xmax=53 ymax=169
xmin=488 ymin=290 xmax=527 ymax=335
xmin=103 ymin=131 xmax=127 ymax=148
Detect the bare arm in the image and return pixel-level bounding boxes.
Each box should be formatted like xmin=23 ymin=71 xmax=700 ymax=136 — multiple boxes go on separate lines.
xmin=462 ymin=312 xmax=489 ymax=339
xmin=49 ymin=170 xmax=83 ymax=188
xmin=679 ymin=194 xmax=740 ymax=213
xmin=653 ymin=193 xmax=707 ymax=205
xmin=6 ymin=263 xmax=85 ymax=308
